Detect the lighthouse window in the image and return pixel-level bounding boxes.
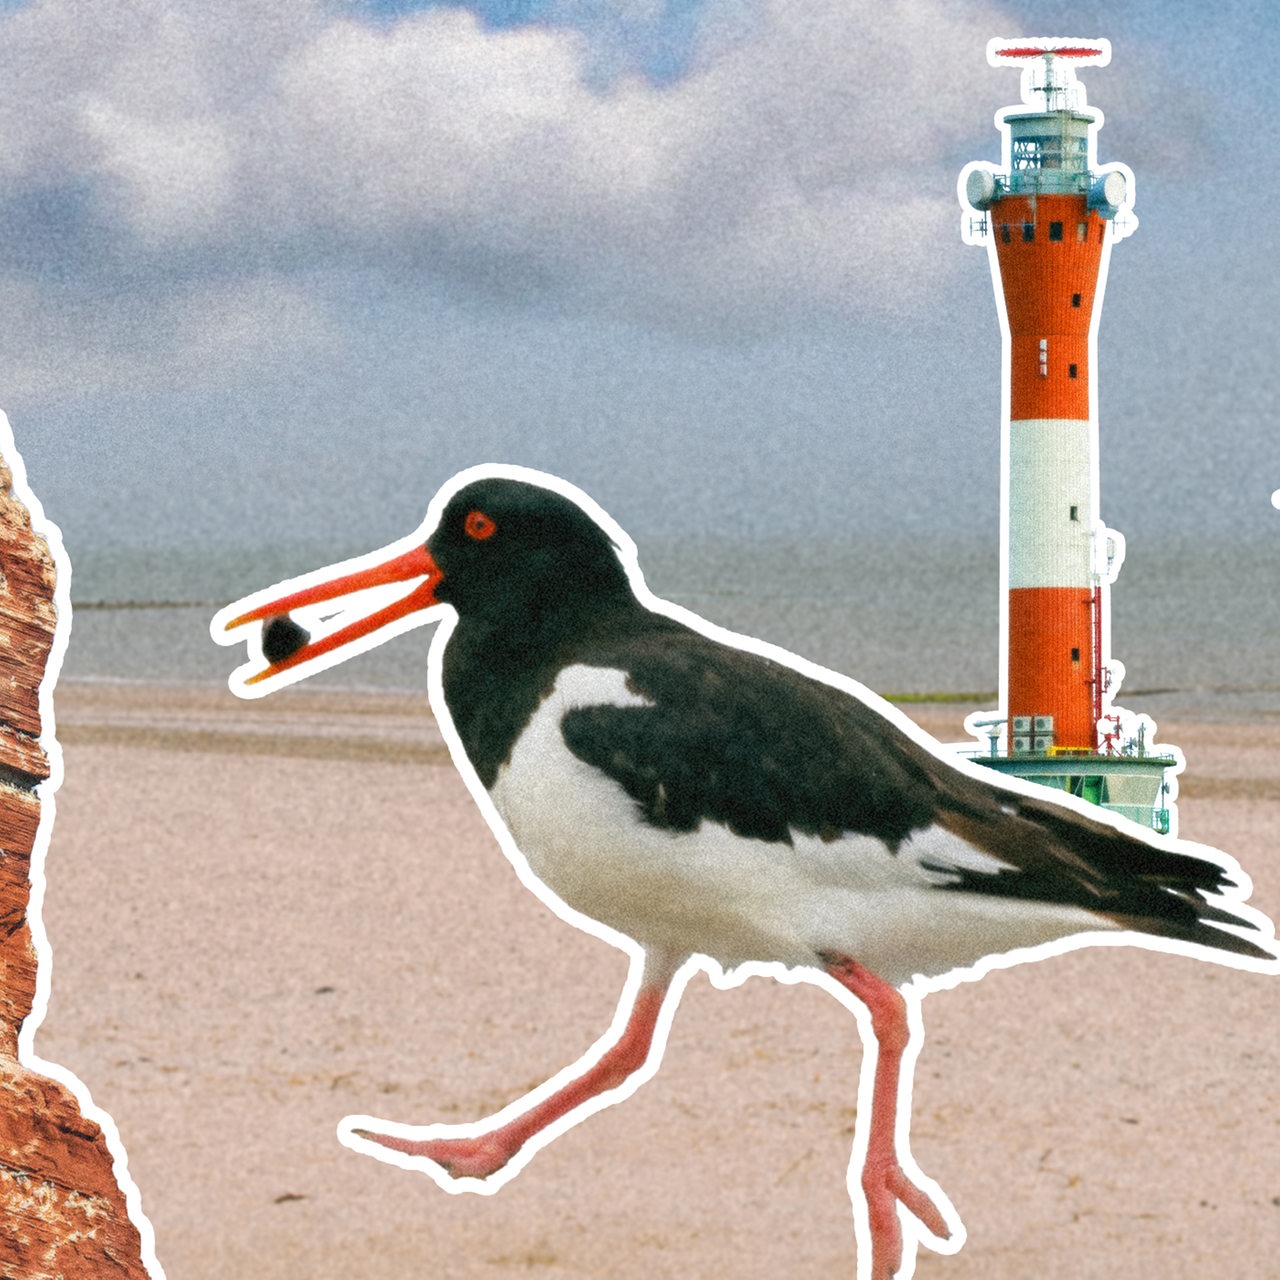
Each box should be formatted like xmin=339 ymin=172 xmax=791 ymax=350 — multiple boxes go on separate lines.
xmin=1022 ymin=222 xmax=1035 ymax=242
xmin=1072 ymin=292 xmax=1082 ymax=307
xmin=1071 ymin=648 xmax=1081 ymax=663
xmin=1000 ymin=223 xmax=1011 ymax=243
xmin=1077 ymin=222 xmax=1087 ymax=242
xmin=1069 ymin=505 xmax=1079 ymax=521
xmin=1012 ymin=139 xmax=1039 ymax=170
xmin=1049 ymin=221 xmax=1064 ymax=241
xmin=1068 ymin=363 xmax=1078 ymax=378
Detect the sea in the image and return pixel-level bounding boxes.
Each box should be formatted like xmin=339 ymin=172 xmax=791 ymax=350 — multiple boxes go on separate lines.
xmin=60 ymin=531 xmax=1280 ymax=726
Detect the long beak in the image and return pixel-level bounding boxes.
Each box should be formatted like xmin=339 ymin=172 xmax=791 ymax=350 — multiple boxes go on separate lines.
xmin=220 ymin=544 xmax=443 ymax=686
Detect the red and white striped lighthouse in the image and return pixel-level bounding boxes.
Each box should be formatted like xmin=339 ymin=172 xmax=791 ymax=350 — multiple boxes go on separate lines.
xmin=960 ymin=39 xmax=1178 ymax=832
xmin=962 ymin=39 xmax=1133 ymax=754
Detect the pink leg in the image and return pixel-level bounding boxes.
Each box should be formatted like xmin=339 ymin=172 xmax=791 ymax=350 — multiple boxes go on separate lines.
xmin=826 ymin=955 xmax=951 ymax=1280
xmin=358 ymin=980 xmax=668 ymax=1179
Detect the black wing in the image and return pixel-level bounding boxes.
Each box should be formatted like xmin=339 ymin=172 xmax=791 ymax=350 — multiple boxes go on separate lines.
xmin=562 ymin=629 xmax=942 ymax=848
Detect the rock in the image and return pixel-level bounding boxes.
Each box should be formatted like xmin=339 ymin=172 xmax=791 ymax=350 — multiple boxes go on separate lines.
xmin=0 ymin=435 xmax=156 ymax=1278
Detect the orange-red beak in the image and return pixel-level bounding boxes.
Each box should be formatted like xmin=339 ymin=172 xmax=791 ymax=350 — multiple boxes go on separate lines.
xmin=222 ymin=544 xmax=442 ymax=685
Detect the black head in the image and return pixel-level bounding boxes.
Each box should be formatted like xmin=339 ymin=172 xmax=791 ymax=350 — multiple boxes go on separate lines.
xmin=220 ymin=472 xmax=637 ymax=691
xmin=427 ymin=477 xmax=634 ymax=629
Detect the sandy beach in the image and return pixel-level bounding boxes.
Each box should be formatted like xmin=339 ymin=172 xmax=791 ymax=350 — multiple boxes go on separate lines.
xmin=33 ymin=681 xmax=1280 ymax=1280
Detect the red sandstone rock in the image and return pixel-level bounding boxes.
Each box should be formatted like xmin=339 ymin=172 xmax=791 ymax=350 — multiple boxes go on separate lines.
xmin=0 ymin=450 xmax=154 ymax=1278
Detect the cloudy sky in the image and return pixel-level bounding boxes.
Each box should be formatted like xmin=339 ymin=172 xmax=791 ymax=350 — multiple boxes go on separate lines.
xmin=1 ymin=0 xmax=1276 ymax=588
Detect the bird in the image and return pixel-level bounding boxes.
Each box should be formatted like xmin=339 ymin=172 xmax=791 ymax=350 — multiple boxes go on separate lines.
xmin=214 ymin=464 xmax=1277 ymax=1280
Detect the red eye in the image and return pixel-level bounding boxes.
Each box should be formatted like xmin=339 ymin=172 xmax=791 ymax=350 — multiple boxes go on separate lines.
xmin=464 ymin=509 xmax=497 ymax=541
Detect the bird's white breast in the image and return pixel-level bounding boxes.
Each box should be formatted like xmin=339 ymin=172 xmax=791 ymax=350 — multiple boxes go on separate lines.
xmin=489 ymin=665 xmax=1109 ymax=985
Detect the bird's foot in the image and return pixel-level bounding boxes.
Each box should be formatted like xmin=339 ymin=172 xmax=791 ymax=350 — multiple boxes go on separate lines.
xmin=353 ymin=1128 xmax=512 ymax=1180
xmin=861 ymin=1158 xmax=952 ymax=1280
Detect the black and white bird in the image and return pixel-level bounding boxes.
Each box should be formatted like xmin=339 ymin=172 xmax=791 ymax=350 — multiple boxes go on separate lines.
xmin=215 ymin=465 xmax=1276 ymax=1280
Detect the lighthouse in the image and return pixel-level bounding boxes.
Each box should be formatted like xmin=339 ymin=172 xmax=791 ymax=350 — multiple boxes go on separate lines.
xmin=959 ymin=39 xmax=1179 ymax=834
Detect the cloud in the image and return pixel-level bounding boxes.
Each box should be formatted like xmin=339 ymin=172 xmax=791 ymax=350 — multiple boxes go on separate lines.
xmin=0 ymin=0 xmax=1018 ymax=360
xmin=254 ymin=0 xmax=1021 ymax=324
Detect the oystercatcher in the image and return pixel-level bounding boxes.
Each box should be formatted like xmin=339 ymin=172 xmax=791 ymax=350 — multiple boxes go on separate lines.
xmin=214 ymin=464 xmax=1277 ymax=1280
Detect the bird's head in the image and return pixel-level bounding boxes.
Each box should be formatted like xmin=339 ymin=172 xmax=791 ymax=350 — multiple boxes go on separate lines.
xmin=428 ymin=477 xmax=631 ymax=618
xmin=213 ymin=469 xmax=635 ymax=695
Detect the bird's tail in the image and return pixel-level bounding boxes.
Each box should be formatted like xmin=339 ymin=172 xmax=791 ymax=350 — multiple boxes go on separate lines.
xmin=1012 ymin=795 xmax=1276 ymax=963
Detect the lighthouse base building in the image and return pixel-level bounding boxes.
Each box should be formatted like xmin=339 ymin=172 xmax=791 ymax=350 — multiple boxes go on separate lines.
xmin=959 ymin=40 xmax=1178 ymax=835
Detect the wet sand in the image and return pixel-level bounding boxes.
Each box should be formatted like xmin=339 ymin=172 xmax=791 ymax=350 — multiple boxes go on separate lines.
xmin=34 ymin=682 xmax=1280 ymax=1279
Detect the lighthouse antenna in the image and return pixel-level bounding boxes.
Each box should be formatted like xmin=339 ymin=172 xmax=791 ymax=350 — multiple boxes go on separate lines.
xmin=988 ymin=38 xmax=1110 ymax=112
